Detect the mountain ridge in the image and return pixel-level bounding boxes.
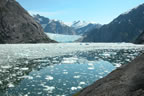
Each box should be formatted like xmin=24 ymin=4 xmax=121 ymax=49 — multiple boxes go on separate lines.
xmin=33 ymin=14 xmax=101 ymax=35
xmin=81 ymin=3 xmax=144 ymax=42
xmin=33 ymin=14 xmax=76 ymax=35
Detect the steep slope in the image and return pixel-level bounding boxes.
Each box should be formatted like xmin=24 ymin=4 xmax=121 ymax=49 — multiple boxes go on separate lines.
xmin=82 ymin=3 xmax=144 ymax=42
xmin=135 ymin=31 xmax=144 ymax=44
xmin=78 ymin=54 xmax=144 ymax=96
xmin=33 ymin=14 xmax=76 ymax=35
xmin=75 ymin=23 xmax=101 ymax=35
xmin=0 ymin=0 xmax=55 ymax=43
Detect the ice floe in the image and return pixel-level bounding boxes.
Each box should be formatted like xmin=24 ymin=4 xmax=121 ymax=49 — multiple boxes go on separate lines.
xmin=8 ymin=83 xmax=15 ymax=88
xmin=79 ymin=82 xmax=86 ymax=85
xmin=45 ymin=75 xmax=54 ymax=81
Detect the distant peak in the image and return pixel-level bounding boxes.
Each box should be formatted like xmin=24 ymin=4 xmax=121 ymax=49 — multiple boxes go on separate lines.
xmin=71 ymin=20 xmax=97 ymax=29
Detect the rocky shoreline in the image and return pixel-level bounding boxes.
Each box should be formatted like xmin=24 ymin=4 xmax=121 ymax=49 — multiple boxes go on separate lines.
xmin=75 ymin=53 xmax=144 ymax=96
xmin=75 ymin=30 xmax=144 ymax=96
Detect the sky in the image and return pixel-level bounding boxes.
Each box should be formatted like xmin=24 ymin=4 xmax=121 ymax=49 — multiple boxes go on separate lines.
xmin=16 ymin=0 xmax=144 ymax=24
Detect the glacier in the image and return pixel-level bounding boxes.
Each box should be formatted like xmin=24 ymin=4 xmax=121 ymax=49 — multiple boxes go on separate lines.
xmin=45 ymin=33 xmax=82 ymax=43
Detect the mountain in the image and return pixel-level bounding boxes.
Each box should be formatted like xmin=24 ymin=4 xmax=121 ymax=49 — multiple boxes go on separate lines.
xmin=33 ymin=15 xmax=101 ymax=36
xmin=135 ymin=31 xmax=144 ymax=44
xmin=75 ymin=23 xmax=102 ymax=35
xmin=71 ymin=20 xmax=90 ymax=29
xmin=78 ymin=54 xmax=144 ymax=96
xmin=33 ymin=14 xmax=76 ymax=35
xmin=71 ymin=20 xmax=101 ymax=35
xmin=0 ymin=0 xmax=55 ymax=43
xmin=82 ymin=3 xmax=144 ymax=42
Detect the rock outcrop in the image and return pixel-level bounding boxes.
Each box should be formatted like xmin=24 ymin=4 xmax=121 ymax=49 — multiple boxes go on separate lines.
xmin=77 ymin=54 xmax=144 ymax=96
xmin=82 ymin=3 xmax=144 ymax=42
xmin=0 ymin=0 xmax=55 ymax=43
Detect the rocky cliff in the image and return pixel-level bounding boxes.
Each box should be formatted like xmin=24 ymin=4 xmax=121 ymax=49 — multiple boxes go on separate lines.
xmin=0 ymin=0 xmax=55 ymax=43
xmin=77 ymin=54 xmax=144 ymax=96
xmin=82 ymin=3 xmax=144 ymax=42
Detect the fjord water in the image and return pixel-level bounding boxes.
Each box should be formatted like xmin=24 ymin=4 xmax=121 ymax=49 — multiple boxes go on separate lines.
xmin=0 ymin=43 xmax=143 ymax=96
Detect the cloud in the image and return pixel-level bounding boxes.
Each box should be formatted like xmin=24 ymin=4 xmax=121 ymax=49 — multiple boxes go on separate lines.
xmin=28 ymin=10 xmax=64 ymax=17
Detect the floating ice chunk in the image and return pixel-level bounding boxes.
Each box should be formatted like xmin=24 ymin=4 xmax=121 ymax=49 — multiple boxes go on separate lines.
xmin=125 ymin=59 xmax=130 ymax=62
xmin=62 ymin=57 xmax=78 ymax=64
xmin=63 ymin=83 xmax=67 ymax=86
xmin=8 ymin=83 xmax=15 ymax=87
xmin=45 ymin=75 xmax=54 ymax=81
xmin=103 ymin=53 xmax=110 ymax=57
xmin=79 ymin=82 xmax=86 ymax=85
xmin=0 ymin=81 xmax=2 ymax=84
xmin=14 ymin=67 xmax=19 ymax=70
xmin=115 ymin=63 xmax=122 ymax=68
xmin=104 ymin=70 xmax=109 ymax=73
xmin=21 ymin=68 xmax=29 ymax=71
xmin=36 ymin=75 xmax=41 ymax=78
xmin=71 ymin=87 xmax=77 ymax=90
xmin=12 ymin=74 xmax=16 ymax=77
xmin=88 ymin=63 xmax=94 ymax=66
xmin=43 ymin=86 xmax=55 ymax=93
xmin=37 ymin=92 xmax=42 ymax=95
xmin=73 ymin=75 xmax=80 ymax=79
xmin=25 ymin=60 xmax=29 ymax=64
xmin=63 ymin=72 xmax=68 ymax=74
xmin=27 ymin=76 xmax=33 ymax=80
xmin=23 ymin=88 xmax=27 ymax=90
xmin=20 ymin=76 xmax=33 ymax=79
xmin=1 ymin=65 xmax=12 ymax=69
xmin=77 ymin=86 xmax=82 ymax=89
xmin=99 ymin=76 xmax=103 ymax=78
xmin=88 ymin=67 xmax=94 ymax=70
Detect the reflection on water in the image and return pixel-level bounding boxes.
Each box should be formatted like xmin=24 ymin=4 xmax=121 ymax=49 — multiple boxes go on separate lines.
xmin=0 ymin=43 xmax=143 ymax=96
xmin=4 ymin=61 xmax=115 ymax=96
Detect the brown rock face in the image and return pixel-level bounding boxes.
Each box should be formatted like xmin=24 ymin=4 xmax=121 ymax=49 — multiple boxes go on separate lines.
xmin=78 ymin=54 xmax=144 ymax=96
xmin=0 ymin=0 xmax=55 ymax=43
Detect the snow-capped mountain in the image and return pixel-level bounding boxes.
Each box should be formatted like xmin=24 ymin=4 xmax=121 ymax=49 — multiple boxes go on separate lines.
xmin=33 ymin=14 xmax=76 ymax=35
xmin=71 ymin=20 xmax=102 ymax=35
xmin=71 ymin=20 xmax=92 ymax=29
xmin=33 ymin=14 xmax=101 ymax=36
